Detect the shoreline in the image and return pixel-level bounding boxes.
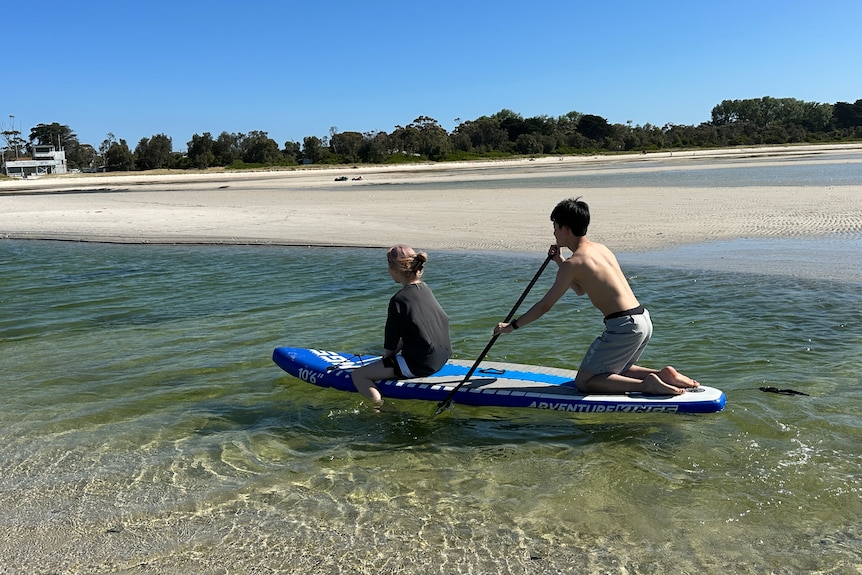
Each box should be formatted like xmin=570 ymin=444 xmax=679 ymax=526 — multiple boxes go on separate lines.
xmin=1 ymin=143 xmax=860 ymax=253
xmin=2 ymin=142 xmax=860 ymax=193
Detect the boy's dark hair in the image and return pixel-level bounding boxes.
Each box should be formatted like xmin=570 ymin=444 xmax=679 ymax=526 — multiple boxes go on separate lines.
xmin=550 ymin=197 xmax=590 ymax=236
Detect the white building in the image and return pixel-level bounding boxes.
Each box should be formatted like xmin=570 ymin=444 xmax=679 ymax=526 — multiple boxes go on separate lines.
xmin=2 ymin=144 xmax=68 ymax=178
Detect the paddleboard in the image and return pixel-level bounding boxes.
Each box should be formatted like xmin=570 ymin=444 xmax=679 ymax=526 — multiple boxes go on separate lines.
xmin=272 ymin=347 xmax=726 ymax=414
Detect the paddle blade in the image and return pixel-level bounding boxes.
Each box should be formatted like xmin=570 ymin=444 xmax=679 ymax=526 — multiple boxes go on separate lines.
xmin=433 ymin=398 xmax=454 ymax=417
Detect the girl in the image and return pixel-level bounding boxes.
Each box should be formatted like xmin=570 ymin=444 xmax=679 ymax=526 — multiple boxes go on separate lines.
xmin=351 ymin=245 xmax=451 ymax=408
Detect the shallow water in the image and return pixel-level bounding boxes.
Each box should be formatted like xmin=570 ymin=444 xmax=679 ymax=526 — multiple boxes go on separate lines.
xmin=1 ymin=239 xmax=860 ymax=574
xmin=372 ymin=150 xmax=862 ymax=190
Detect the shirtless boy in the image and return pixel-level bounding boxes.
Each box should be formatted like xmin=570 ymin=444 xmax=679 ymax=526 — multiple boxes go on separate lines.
xmin=493 ymin=197 xmax=699 ymax=395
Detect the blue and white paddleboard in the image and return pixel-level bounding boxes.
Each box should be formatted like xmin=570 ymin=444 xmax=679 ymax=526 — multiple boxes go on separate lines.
xmin=272 ymin=347 xmax=726 ymax=414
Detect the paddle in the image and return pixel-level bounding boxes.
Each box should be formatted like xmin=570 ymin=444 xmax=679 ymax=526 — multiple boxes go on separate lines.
xmin=433 ymin=252 xmax=554 ymax=416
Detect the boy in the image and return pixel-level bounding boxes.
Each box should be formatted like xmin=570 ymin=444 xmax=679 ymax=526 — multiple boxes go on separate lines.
xmin=493 ymin=197 xmax=699 ymax=395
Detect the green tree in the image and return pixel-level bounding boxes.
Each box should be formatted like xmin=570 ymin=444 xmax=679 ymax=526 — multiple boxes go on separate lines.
xmin=213 ymin=132 xmax=243 ymax=166
xmin=187 ymin=132 xmax=215 ymax=169
xmin=712 ymin=99 xmax=756 ymax=125
xmin=410 ymin=116 xmax=451 ymax=160
xmin=330 ymin=131 xmax=364 ymax=163
xmin=241 ymin=131 xmax=280 ymax=164
xmin=28 ymin=122 xmax=93 ymax=169
xmin=833 ymin=100 xmax=862 ymax=128
xmin=77 ymin=143 xmax=99 ymax=170
xmin=713 ymin=97 xmax=800 ymax=128
xmin=801 ymin=102 xmax=833 ymax=132
xmin=762 ymin=121 xmax=789 ymax=144
xmin=359 ymin=131 xmax=389 ymax=163
xmin=500 ymin=111 xmax=528 ymax=142
xmin=134 ymin=133 xmax=172 ymax=170
xmin=578 ymin=114 xmax=612 ymax=142
xmin=329 ymin=126 xmax=339 ymax=155
xmin=557 ymin=111 xmax=584 ymax=127
xmin=389 ymin=124 xmax=420 ymax=156
xmin=99 ymin=133 xmax=116 ymax=159
xmin=302 ymin=136 xmax=325 ymax=164
xmin=525 ymin=115 xmax=555 ymax=136
xmin=514 ymin=133 xmax=543 ymax=154
xmin=452 ymin=116 xmax=507 ymax=153
xmin=282 ymin=140 xmax=301 ymax=164
xmin=104 ymin=139 xmax=134 ymax=171
xmin=29 ymin=122 xmax=76 ymax=149
xmin=1 ymin=126 xmax=25 ymax=161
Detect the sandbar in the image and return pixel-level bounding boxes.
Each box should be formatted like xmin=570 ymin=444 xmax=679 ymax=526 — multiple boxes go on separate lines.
xmin=1 ymin=143 xmax=860 ymax=254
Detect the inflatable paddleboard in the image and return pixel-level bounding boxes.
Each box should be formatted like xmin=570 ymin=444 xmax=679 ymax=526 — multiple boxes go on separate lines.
xmin=272 ymin=347 xmax=726 ymax=414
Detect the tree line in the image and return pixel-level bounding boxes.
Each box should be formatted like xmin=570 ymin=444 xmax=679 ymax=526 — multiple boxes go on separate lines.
xmin=3 ymin=96 xmax=861 ymax=173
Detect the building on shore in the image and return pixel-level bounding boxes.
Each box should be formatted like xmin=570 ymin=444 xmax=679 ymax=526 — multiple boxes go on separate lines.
xmin=2 ymin=144 xmax=68 ymax=178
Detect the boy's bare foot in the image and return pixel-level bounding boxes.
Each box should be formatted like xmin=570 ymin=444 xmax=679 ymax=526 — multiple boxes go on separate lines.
xmin=641 ymin=373 xmax=684 ymax=395
xmin=659 ymin=366 xmax=700 ymax=388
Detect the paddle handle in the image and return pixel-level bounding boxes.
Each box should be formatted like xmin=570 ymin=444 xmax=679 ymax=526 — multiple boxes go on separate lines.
xmin=434 ymin=253 xmax=553 ymax=415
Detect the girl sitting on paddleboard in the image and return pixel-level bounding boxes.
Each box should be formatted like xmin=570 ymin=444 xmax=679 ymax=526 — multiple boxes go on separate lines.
xmin=351 ymin=245 xmax=451 ymax=409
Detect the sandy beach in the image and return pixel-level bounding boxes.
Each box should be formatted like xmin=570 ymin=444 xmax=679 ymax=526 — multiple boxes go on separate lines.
xmin=1 ymin=143 xmax=860 ymax=253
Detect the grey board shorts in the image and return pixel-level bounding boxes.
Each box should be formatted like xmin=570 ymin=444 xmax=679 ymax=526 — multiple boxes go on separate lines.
xmin=579 ymin=307 xmax=653 ymax=375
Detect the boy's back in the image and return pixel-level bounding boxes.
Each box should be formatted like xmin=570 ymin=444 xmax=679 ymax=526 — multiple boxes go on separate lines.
xmin=559 ymin=236 xmax=639 ymax=318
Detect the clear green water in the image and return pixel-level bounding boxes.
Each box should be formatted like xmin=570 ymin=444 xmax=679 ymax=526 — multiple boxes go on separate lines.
xmin=1 ymin=239 xmax=860 ymax=573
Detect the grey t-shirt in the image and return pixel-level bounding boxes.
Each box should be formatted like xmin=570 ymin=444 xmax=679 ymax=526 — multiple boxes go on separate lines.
xmin=384 ymin=283 xmax=451 ymax=377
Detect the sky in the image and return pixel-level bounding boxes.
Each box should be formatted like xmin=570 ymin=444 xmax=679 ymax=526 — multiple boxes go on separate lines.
xmin=6 ymin=0 xmax=862 ymax=151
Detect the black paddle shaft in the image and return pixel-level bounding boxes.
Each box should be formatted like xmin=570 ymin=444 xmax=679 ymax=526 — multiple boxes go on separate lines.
xmin=433 ymin=253 xmax=553 ymax=416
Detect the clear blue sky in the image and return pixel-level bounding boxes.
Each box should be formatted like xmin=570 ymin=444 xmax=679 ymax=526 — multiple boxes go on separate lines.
xmin=8 ymin=0 xmax=862 ymax=151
